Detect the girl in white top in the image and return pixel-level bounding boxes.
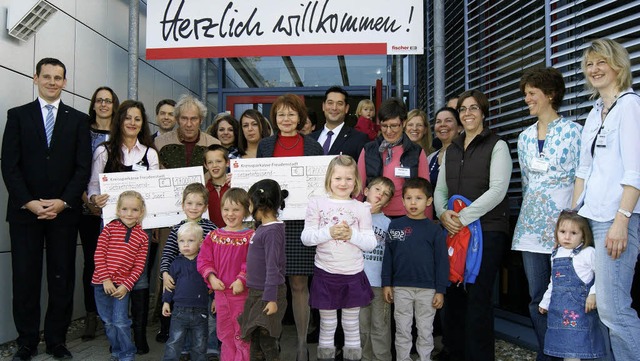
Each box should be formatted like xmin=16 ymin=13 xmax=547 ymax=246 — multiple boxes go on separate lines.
xmin=301 ymin=155 xmax=377 ymax=361
xmin=538 ymin=210 xmax=605 ymax=360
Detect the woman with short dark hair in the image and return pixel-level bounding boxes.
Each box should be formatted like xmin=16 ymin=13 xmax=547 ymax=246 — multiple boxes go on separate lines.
xmin=433 ymin=89 xmax=512 ymax=361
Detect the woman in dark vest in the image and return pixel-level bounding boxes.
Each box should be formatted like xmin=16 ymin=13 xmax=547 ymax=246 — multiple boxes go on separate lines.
xmin=87 ymin=100 xmax=159 ymax=354
xmin=433 ymin=90 xmax=512 ymax=361
xmin=357 ymin=98 xmax=431 ymax=218
xmin=256 ymin=94 xmax=323 ymax=361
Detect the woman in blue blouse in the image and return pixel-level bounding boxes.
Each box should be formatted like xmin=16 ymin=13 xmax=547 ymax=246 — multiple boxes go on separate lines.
xmin=511 ymin=67 xmax=581 ymax=361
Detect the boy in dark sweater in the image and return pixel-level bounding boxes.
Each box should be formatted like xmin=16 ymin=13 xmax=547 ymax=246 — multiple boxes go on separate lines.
xmin=381 ymin=177 xmax=448 ymax=361
xmin=162 ymin=222 xmax=209 ymax=361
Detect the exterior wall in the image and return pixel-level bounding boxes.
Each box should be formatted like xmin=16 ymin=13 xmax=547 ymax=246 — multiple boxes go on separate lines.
xmin=0 ymin=0 xmax=203 ymax=343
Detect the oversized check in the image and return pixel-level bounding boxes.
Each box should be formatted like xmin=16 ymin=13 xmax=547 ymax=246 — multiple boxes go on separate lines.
xmin=230 ymin=155 xmax=334 ymax=220
xmin=99 ymin=166 xmax=207 ymax=229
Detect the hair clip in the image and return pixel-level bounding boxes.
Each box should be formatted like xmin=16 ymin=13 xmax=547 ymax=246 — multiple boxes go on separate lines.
xmin=259 ymin=188 xmax=264 ymax=193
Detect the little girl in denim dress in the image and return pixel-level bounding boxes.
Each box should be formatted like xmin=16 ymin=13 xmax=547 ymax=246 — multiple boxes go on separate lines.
xmin=538 ymin=210 xmax=606 ymax=360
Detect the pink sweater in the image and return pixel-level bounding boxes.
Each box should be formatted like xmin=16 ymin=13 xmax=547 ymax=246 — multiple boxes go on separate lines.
xmin=197 ymin=228 xmax=254 ymax=289
xmin=357 ymin=146 xmax=432 ymax=218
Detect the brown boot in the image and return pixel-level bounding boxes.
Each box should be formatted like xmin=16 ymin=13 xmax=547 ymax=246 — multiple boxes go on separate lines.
xmin=82 ymin=312 xmax=98 ymax=340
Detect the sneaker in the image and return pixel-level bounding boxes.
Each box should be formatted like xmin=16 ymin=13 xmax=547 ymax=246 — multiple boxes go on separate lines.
xmin=45 ymin=344 xmax=72 ymax=360
xmin=12 ymin=345 xmax=37 ymax=361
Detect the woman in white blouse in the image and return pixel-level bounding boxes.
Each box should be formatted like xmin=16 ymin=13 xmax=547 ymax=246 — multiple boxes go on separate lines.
xmin=572 ymin=38 xmax=640 ymax=360
xmin=87 ymin=99 xmax=159 ymax=354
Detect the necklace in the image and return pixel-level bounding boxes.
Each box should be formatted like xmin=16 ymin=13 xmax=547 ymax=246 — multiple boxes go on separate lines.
xmin=277 ymin=134 xmax=301 ymax=150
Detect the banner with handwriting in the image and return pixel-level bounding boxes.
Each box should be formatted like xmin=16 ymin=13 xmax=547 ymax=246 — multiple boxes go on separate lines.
xmin=146 ymin=0 xmax=423 ymax=59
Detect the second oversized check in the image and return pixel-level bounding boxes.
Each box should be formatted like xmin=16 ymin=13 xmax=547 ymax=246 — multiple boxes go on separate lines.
xmin=230 ymin=155 xmax=334 ymax=220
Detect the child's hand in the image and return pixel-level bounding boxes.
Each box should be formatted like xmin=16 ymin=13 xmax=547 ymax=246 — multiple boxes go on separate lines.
xmin=263 ymin=301 xmax=277 ymax=315
xmin=211 ymin=300 xmax=216 ymax=314
xmin=162 ymin=302 xmax=171 ymax=317
xmin=585 ymin=294 xmax=597 ymax=313
xmin=111 ymin=285 xmax=128 ymax=300
xmin=539 ymin=307 xmax=547 ymax=314
xmin=208 ymin=275 xmax=225 ymax=291
xmin=162 ymin=272 xmax=175 ymax=292
xmin=383 ymin=286 xmax=394 ymax=304
xmin=230 ymin=279 xmax=244 ymax=295
xmin=225 ymin=173 xmax=233 ymax=185
xmin=330 ymin=221 xmax=351 ymax=240
xmin=102 ymin=279 xmax=116 ymax=295
xmin=432 ymin=293 xmax=444 ymax=309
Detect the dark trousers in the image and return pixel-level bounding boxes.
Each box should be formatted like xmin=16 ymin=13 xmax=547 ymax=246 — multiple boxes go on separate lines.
xmin=444 ymin=231 xmax=507 ymax=361
xmin=10 ymin=221 xmax=78 ymax=348
xmin=78 ymin=213 xmax=102 ymax=313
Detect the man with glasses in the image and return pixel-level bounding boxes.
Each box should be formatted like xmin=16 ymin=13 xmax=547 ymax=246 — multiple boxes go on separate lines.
xmin=155 ymin=94 xmax=219 ymax=169
xmin=2 ymin=57 xmax=91 ymax=360
xmin=311 ymin=86 xmax=368 ymax=160
xmin=357 ymin=98 xmax=431 ymax=218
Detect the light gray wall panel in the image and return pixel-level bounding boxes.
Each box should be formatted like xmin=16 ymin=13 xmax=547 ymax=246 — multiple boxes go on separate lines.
xmin=138 ymin=60 xmax=155 ymax=113
xmin=75 ymin=23 xmax=110 ymax=97
xmin=154 ymin=72 xmax=175 ymax=104
xmin=106 ymin=0 xmax=130 ymax=50
xmin=0 ymin=253 xmax=17 ymax=342
xmin=76 ymin=0 xmax=109 ymax=37
xmin=0 ymin=3 xmax=35 ymax=76
xmin=53 ymin=0 xmax=76 ymax=17
xmin=106 ymin=44 xmax=129 ymax=100
xmin=33 ymin=9 xmax=76 ymax=94
xmin=0 ymin=69 xmax=35 ymax=152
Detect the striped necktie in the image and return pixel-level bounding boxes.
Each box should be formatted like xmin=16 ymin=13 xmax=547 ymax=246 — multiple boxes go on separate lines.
xmin=44 ymin=104 xmax=55 ymax=146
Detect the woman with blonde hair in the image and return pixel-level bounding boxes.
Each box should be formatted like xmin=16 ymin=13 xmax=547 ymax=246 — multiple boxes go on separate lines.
xmin=405 ymin=109 xmax=435 ymax=156
xmin=572 ymin=38 xmax=640 ymax=360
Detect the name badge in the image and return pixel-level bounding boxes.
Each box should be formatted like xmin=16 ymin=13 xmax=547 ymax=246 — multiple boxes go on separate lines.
xmin=530 ymin=157 xmax=549 ymax=173
xmin=132 ymin=163 xmax=147 ymax=172
xmin=595 ymin=133 xmax=607 ymax=148
xmin=395 ymin=167 xmax=411 ymax=178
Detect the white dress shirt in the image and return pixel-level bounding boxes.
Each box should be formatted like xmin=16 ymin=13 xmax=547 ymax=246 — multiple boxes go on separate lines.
xmin=316 ymin=122 xmax=345 ymax=151
xmin=87 ymin=140 xmax=159 ymax=197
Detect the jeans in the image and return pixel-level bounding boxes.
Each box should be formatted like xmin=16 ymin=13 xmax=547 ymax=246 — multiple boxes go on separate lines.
xmin=207 ymin=295 xmax=219 ymax=355
xmin=163 ymin=306 xmax=208 ymax=361
xmin=590 ymin=215 xmax=640 ymax=360
xmin=94 ymin=286 xmax=136 ymax=361
xmin=521 ymin=251 xmax=560 ymax=361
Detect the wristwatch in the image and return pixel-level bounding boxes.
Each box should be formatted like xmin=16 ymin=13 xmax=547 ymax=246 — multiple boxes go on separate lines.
xmin=617 ymin=208 xmax=632 ymax=218
xmin=63 ymin=201 xmax=71 ymax=209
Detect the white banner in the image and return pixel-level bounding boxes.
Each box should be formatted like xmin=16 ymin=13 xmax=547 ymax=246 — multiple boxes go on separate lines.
xmin=146 ymin=0 xmax=423 ymax=59
xmin=230 ymin=155 xmax=334 ymax=220
xmin=99 ymin=166 xmax=208 ymax=229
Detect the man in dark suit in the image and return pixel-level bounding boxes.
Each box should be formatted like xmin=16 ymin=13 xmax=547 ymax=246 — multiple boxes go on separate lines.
xmin=1 ymin=58 xmax=91 ymax=360
xmin=310 ymin=86 xmax=368 ymax=160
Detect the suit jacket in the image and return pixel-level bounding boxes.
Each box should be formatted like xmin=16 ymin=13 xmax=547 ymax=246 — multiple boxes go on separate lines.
xmin=1 ymin=99 xmax=91 ymax=224
xmin=310 ymin=125 xmax=368 ymax=160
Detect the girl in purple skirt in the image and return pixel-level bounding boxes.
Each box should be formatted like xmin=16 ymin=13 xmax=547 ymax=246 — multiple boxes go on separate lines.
xmin=301 ymin=155 xmax=377 ymax=361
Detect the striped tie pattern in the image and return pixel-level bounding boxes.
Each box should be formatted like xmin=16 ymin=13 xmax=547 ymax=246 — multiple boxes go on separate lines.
xmin=44 ymin=104 xmax=55 ymax=146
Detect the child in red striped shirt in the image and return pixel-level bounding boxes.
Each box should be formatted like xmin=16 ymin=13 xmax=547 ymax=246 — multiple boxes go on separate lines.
xmin=92 ymin=191 xmax=148 ymax=361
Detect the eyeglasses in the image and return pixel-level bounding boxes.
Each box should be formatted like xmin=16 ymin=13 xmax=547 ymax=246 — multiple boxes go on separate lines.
xmin=380 ymin=123 xmax=402 ymax=131
xmin=95 ymin=98 xmax=113 ymax=105
xmin=458 ymin=105 xmax=480 ymax=114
